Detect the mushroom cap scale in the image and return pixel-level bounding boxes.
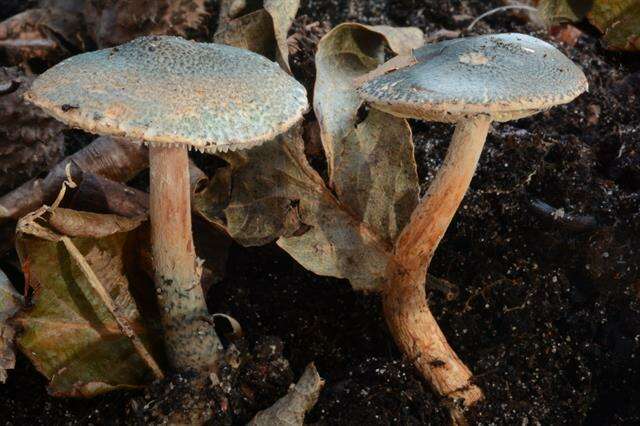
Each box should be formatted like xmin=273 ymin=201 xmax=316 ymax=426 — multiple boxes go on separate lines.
xmin=358 ymin=33 xmax=588 ymax=123
xmin=25 ymin=36 xmax=308 ymax=152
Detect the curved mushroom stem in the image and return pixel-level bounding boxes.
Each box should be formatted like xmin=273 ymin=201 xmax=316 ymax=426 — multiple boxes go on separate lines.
xmin=383 ymin=114 xmax=491 ymax=406
xmin=149 ymin=144 xmax=222 ymax=373
xmin=382 ymin=265 xmax=483 ymax=406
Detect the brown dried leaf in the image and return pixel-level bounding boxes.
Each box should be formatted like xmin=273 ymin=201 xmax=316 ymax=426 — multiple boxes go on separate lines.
xmin=0 ymin=269 xmax=23 ymax=383
xmin=195 ymin=128 xmax=325 ymax=247
xmin=0 ymin=6 xmax=87 ymax=66
xmin=248 ymin=363 xmax=324 ymax=426
xmin=0 ymin=67 xmax=65 ymax=194
xmin=213 ymin=9 xmax=276 ymax=59
xmin=264 ymin=0 xmax=300 ymax=72
xmin=537 ymin=0 xmax=585 ymax=24
xmin=195 ymin=128 xmax=395 ymax=291
xmin=590 ymin=0 xmax=640 ymax=51
xmin=313 ymin=23 xmax=423 ymax=181
xmin=215 ymin=0 xmax=300 ymax=72
xmin=332 ymin=109 xmax=418 ymax=243
xmin=84 ymin=0 xmax=210 ymax=48
xmin=48 ymin=208 xmax=146 ymax=238
xmin=15 ymin=207 xmax=165 ymax=396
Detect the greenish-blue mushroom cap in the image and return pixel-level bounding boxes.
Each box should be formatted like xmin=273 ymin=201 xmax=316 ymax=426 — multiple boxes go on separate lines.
xmin=358 ymin=33 xmax=588 ymax=123
xmin=25 ymin=36 xmax=308 ymax=152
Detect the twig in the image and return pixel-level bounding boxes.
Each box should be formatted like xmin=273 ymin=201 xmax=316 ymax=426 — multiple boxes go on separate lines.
xmin=529 ymin=198 xmax=598 ymax=231
xmin=467 ymin=5 xmax=538 ymax=31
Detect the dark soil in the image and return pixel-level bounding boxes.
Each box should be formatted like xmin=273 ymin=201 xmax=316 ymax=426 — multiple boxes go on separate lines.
xmin=2 ymin=0 xmax=640 ymax=425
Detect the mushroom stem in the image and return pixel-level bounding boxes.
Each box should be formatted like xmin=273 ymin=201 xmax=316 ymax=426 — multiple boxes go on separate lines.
xmin=382 ymin=265 xmax=483 ymax=405
xmin=383 ymin=115 xmax=491 ymax=406
xmin=149 ymin=145 xmax=222 ymax=373
xmin=395 ymin=114 xmax=491 ymax=272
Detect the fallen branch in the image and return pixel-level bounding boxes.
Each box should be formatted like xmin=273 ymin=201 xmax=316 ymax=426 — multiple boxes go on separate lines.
xmin=0 ymin=136 xmax=148 ymax=224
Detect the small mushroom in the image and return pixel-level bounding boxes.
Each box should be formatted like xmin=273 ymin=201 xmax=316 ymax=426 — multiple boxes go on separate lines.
xmin=25 ymin=36 xmax=308 ymax=373
xmin=358 ymin=33 xmax=587 ymax=406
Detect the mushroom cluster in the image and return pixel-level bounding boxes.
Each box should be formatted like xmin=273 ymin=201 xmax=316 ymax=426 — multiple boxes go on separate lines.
xmin=25 ymin=35 xmax=308 ymax=373
xmin=19 ymin=28 xmax=589 ymax=419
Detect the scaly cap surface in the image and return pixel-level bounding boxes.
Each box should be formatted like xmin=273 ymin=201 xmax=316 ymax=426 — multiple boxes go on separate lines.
xmin=358 ymin=33 xmax=588 ymax=122
xmin=25 ymin=36 xmax=308 ymax=151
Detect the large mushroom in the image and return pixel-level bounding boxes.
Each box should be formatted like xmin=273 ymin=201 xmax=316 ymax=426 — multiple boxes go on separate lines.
xmin=25 ymin=36 xmax=308 ymax=373
xmin=358 ymin=33 xmax=587 ymax=405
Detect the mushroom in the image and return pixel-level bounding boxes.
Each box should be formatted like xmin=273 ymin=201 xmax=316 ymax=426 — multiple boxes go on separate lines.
xmin=357 ymin=33 xmax=587 ymax=405
xmin=25 ymin=36 xmax=308 ymax=373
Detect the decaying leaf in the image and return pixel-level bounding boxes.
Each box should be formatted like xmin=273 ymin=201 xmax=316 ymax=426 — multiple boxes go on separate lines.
xmin=0 ymin=269 xmax=23 ymax=383
xmin=0 ymin=67 xmax=65 ymax=194
xmin=332 ymin=109 xmax=419 ymax=244
xmin=538 ymin=0 xmax=640 ymax=51
xmin=215 ymin=0 xmax=300 ymax=72
xmin=195 ymin=123 xmax=415 ymax=291
xmin=313 ymin=23 xmax=423 ymax=180
xmin=15 ymin=207 xmax=165 ymax=397
xmin=537 ymin=0 xmax=586 ymax=24
xmin=214 ymin=9 xmax=276 ymax=59
xmin=0 ymin=5 xmax=87 ymax=66
xmin=248 ymin=363 xmax=324 ymax=426
xmin=589 ymin=0 xmax=640 ymax=51
xmin=195 ymin=128 xmax=324 ymax=247
xmin=84 ymin=0 xmax=210 ymax=47
xmin=264 ymin=0 xmax=300 ymax=73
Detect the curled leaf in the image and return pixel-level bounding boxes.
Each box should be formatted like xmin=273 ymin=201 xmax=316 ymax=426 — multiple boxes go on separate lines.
xmin=313 ymin=23 xmax=423 ymax=181
xmin=0 ymin=269 xmax=23 ymax=383
xmin=264 ymin=0 xmax=300 ymax=73
xmin=15 ymin=208 xmax=165 ymax=397
xmin=214 ymin=9 xmax=276 ymax=59
xmin=197 ymin=23 xmax=421 ymax=292
xmin=215 ymin=0 xmax=300 ymax=72
xmin=332 ymin=109 xmax=419 ymax=244
xmin=0 ymin=136 xmax=148 ymax=224
xmin=195 ymin=128 xmax=397 ymax=291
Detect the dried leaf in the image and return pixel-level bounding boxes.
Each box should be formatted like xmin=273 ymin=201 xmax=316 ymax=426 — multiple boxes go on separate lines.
xmin=313 ymin=23 xmax=423 ymax=181
xmin=84 ymin=0 xmax=210 ymax=48
xmin=0 ymin=6 xmax=87 ymax=66
xmin=0 ymin=67 xmax=65 ymax=194
xmin=264 ymin=0 xmax=300 ymax=73
xmin=589 ymin=0 xmax=640 ymax=51
xmin=213 ymin=9 xmax=276 ymax=59
xmin=195 ymin=128 xmax=396 ymax=291
xmin=538 ymin=0 xmax=640 ymax=51
xmin=248 ymin=363 xmax=324 ymax=426
xmin=537 ymin=0 xmax=585 ymax=24
xmin=0 ymin=269 xmax=23 ymax=383
xmin=332 ymin=109 xmax=418 ymax=244
xmin=15 ymin=208 xmax=165 ymax=397
xmin=195 ymin=128 xmax=325 ymax=247
xmin=215 ymin=0 xmax=300 ymax=72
